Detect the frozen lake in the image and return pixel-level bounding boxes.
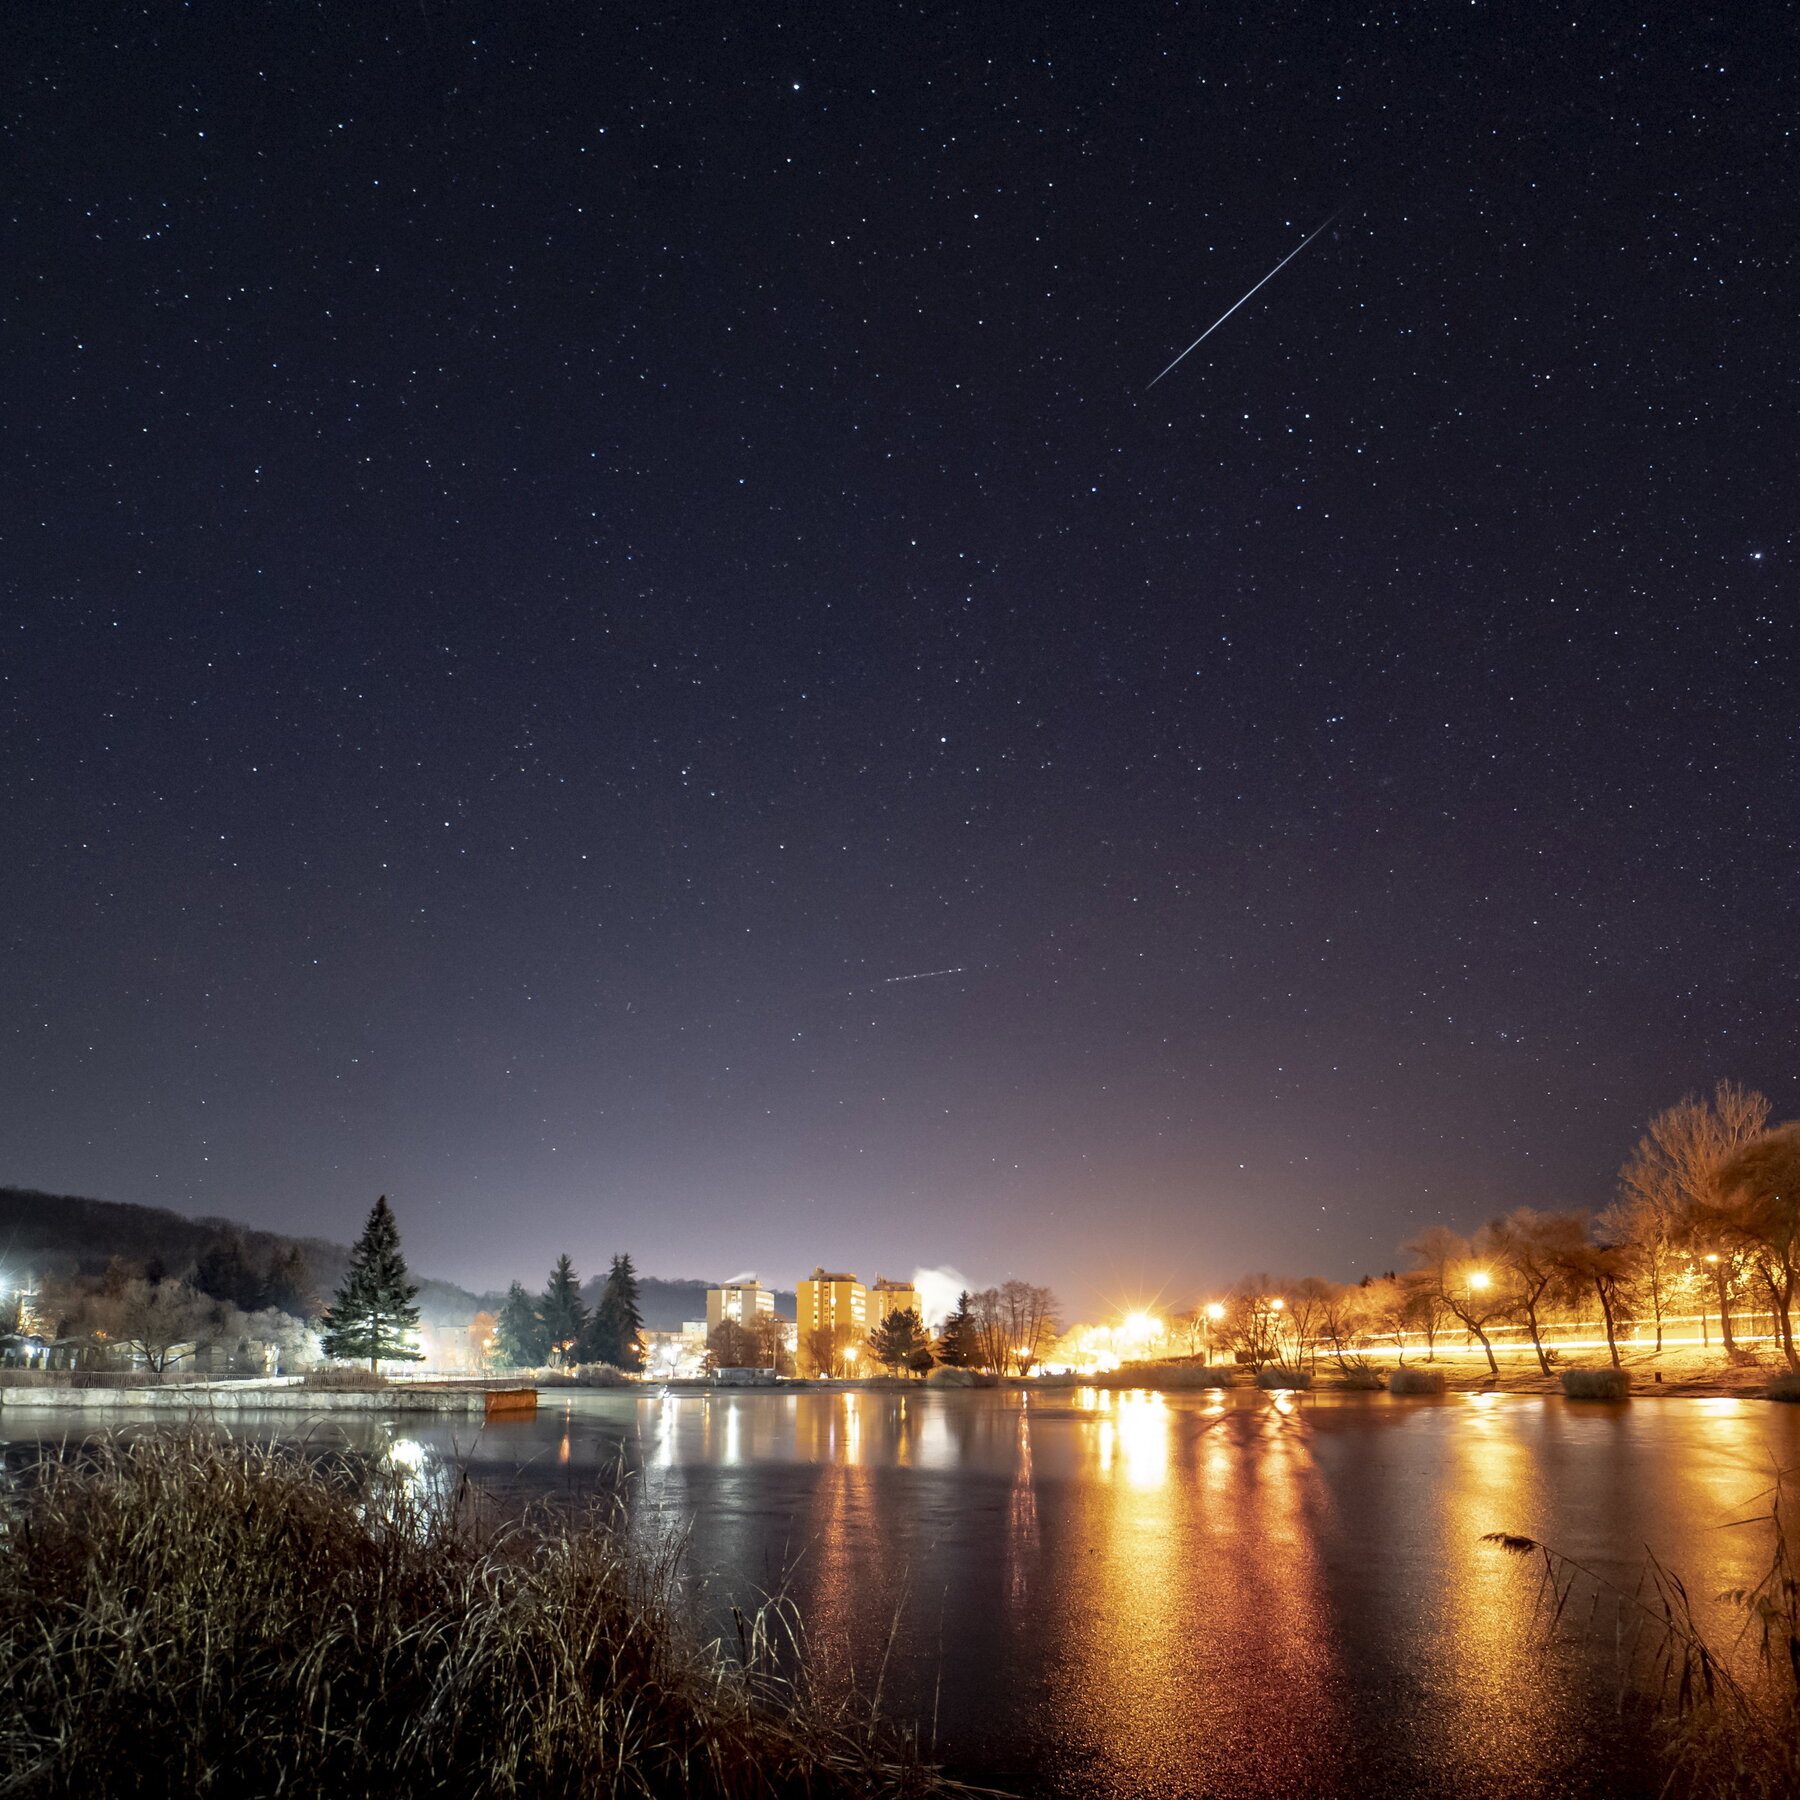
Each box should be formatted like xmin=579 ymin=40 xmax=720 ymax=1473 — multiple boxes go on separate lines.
xmin=9 ymin=1385 xmax=1796 ymax=1798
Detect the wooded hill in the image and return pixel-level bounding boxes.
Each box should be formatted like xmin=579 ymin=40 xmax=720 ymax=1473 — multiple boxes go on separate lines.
xmin=0 ymin=1186 xmax=794 ymax=1333
xmin=0 ymin=1187 xmax=494 ymax=1327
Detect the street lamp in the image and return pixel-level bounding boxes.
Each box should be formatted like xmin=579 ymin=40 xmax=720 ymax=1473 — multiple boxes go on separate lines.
xmin=1469 ymin=1270 xmax=1491 ymax=1291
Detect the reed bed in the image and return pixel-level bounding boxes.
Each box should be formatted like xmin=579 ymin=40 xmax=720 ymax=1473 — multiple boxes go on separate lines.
xmin=1386 ymin=1367 xmax=1446 ymax=1396
xmin=300 ymin=1363 xmax=389 ymax=1390
xmin=1559 ymin=1366 xmax=1632 ymax=1401
xmin=0 ymin=1430 xmax=972 ymax=1799
xmin=1486 ymin=1482 xmax=1800 ymax=1800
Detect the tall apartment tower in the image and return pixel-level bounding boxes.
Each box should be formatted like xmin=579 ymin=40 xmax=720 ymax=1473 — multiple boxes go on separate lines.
xmin=864 ymin=1275 xmax=922 ymax=1332
xmin=795 ymin=1268 xmax=865 ymax=1376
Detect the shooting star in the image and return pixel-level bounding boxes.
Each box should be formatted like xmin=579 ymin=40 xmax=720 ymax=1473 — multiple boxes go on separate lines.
xmin=835 ymin=966 xmax=967 ymax=997
xmin=1146 ymin=210 xmax=1342 ymax=389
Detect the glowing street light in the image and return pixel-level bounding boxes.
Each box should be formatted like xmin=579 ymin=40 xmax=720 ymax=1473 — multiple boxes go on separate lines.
xmin=1205 ymin=1303 xmax=1225 ymax=1322
xmin=1469 ymin=1270 xmax=1491 ymax=1291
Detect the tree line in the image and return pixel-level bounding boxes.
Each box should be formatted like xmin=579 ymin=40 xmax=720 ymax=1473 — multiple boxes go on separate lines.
xmin=494 ymin=1253 xmax=646 ymax=1371
xmin=1200 ymin=1084 xmax=1800 ymax=1375
xmin=16 ymin=1236 xmax=320 ymax=1374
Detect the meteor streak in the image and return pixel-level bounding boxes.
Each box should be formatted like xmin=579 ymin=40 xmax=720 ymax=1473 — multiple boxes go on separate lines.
xmin=1146 ymin=210 xmax=1341 ymax=389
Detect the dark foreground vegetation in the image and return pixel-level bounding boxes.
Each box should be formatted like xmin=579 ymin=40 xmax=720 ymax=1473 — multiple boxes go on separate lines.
xmin=0 ymin=1432 xmax=967 ymax=1799
xmin=1489 ymin=1484 xmax=1800 ymax=1800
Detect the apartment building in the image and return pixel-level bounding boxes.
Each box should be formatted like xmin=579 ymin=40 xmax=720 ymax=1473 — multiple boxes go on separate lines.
xmin=795 ymin=1268 xmax=865 ymax=1375
xmin=706 ymin=1280 xmax=775 ymax=1333
xmin=795 ymin=1269 xmax=923 ymax=1374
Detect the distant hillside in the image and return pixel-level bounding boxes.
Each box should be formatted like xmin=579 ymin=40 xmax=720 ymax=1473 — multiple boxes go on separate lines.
xmin=579 ymin=1272 xmax=797 ymax=1332
xmin=0 ymin=1187 xmax=496 ymax=1328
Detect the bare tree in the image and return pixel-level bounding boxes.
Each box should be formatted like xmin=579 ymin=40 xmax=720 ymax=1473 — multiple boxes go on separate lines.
xmin=1624 ymin=1082 xmax=1770 ymax=1354
xmin=1405 ymin=1227 xmax=1507 ymax=1375
xmin=802 ymin=1324 xmax=847 ymax=1378
xmin=1540 ymin=1236 xmax=1634 ymax=1368
xmin=1357 ymin=1276 xmax=1414 ymax=1363
xmin=1279 ymin=1277 xmax=1337 ymax=1370
xmin=965 ymin=1289 xmax=1007 ymax=1373
xmin=1485 ymin=1209 xmax=1587 ymax=1375
xmin=1218 ymin=1278 xmax=1285 ymax=1371
xmin=1165 ymin=1307 xmax=1209 ymax=1358
xmin=1005 ymin=1282 xmax=1060 ymax=1373
xmin=1709 ymin=1125 xmax=1800 ymax=1370
xmin=93 ymin=1279 xmax=219 ymax=1375
xmin=1314 ymin=1283 xmax=1370 ymax=1367
xmin=708 ymin=1319 xmax=759 ymax=1369
xmin=750 ymin=1312 xmax=792 ymax=1375
xmin=1597 ymin=1186 xmax=1688 ymax=1354
xmin=964 ymin=1283 xmax=1059 ymax=1373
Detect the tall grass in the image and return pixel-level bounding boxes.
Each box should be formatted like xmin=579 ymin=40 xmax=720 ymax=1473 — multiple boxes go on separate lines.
xmin=1486 ymin=1483 xmax=1800 ymax=1800
xmin=0 ymin=1431 xmax=974 ymax=1798
xmin=301 ymin=1362 xmax=389 ymax=1390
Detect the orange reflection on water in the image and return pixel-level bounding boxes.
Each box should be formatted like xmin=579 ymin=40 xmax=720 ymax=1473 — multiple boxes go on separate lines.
xmin=1427 ymin=1393 xmax=1582 ymax=1790
xmin=1046 ymin=1390 xmax=1354 ymax=1797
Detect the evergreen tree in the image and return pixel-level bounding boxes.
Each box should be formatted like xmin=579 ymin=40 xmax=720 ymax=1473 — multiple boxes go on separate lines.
xmin=194 ymin=1235 xmax=263 ymax=1311
xmin=585 ymin=1253 xmax=645 ymax=1371
xmin=318 ymin=1196 xmax=423 ymax=1370
xmin=540 ymin=1255 xmax=587 ymax=1363
xmin=495 ymin=1281 xmax=549 ymax=1367
xmin=935 ymin=1291 xmax=978 ymax=1367
xmin=867 ymin=1306 xmax=930 ymax=1375
xmin=262 ymin=1244 xmax=317 ymax=1318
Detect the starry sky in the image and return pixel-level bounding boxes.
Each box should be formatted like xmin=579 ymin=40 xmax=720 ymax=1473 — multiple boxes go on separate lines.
xmin=4 ymin=3 xmax=1794 ymax=1314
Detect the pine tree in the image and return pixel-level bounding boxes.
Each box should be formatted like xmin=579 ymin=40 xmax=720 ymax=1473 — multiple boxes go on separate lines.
xmin=540 ymin=1255 xmax=587 ymax=1363
xmin=497 ymin=1281 xmax=548 ymax=1367
xmin=319 ymin=1196 xmax=423 ymax=1371
xmin=935 ymin=1291 xmax=978 ymax=1367
xmin=867 ymin=1306 xmax=930 ymax=1375
xmin=263 ymin=1245 xmax=317 ymax=1319
xmin=496 ymin=1281 xmax=549 ymax=1367
xmin=585 ymin=1253 xmax=645 ymax=1371
xmin=195 ymin=1235 xmax=263 ymax=1311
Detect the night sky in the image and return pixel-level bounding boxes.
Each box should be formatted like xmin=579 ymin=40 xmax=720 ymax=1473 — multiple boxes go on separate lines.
xmin=5 ymin=4 xmax=1794 ymax=1314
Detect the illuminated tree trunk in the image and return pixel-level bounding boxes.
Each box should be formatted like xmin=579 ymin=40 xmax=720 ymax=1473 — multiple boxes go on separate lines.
xmin=1712 ymin=1262 xmax=1737 ymax=1355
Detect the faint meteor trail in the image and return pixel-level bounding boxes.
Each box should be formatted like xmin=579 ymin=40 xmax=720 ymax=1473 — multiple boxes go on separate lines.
xmin=1146 ymin=210 xmax=1342 ymax=389
xmin=834 ymin=966 xmax=967 ymax=997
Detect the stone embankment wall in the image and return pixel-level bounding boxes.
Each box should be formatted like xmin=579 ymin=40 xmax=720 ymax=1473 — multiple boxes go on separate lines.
xmin=0 ymin=1384 xmax=533 ymax=1415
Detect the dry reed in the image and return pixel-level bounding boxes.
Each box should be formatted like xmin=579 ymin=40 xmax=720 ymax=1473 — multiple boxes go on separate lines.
xmin=1485 ymin=1481 xmax=1800 ymax=1800
xmin=0 ymin=1430 xmax=975 ymax=1798
xmin=1559 ymin=1366 xmax=1632 ymax=1400
xmin=1386 ymin=1368 xmax=1446 ymax=1396
xmin=300 ymin=1363 xmax=389 ymax=1390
